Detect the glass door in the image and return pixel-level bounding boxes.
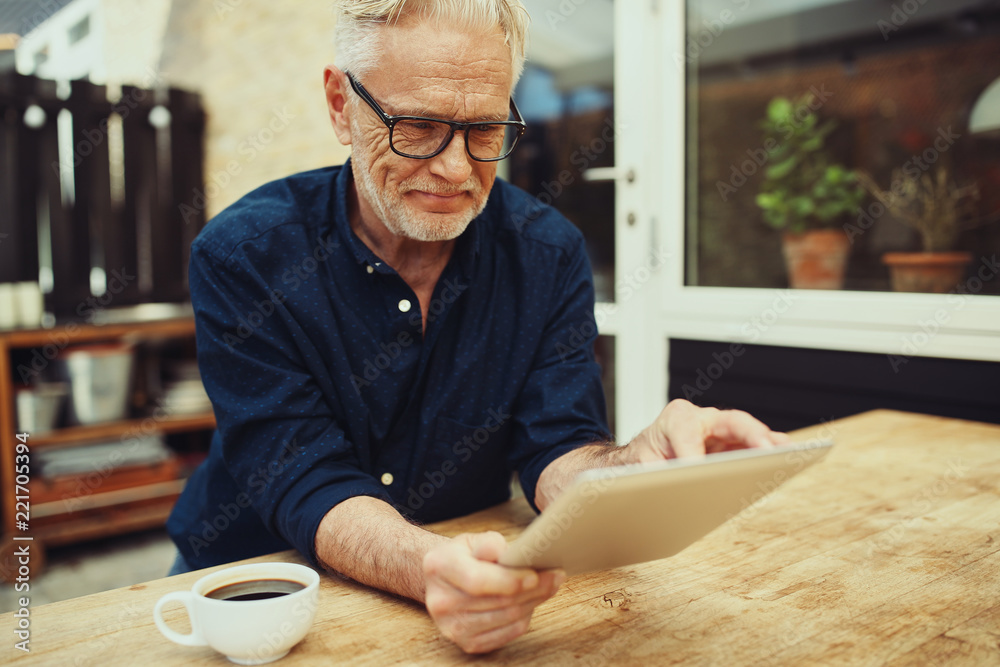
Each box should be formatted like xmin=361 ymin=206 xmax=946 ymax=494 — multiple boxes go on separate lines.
xmin=509 ymin=0 xmax=665 ymax=440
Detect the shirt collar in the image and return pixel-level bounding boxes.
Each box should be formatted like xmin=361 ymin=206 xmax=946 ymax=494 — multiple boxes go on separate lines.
xmin=333 ymin=158 xmax=481 ymax=280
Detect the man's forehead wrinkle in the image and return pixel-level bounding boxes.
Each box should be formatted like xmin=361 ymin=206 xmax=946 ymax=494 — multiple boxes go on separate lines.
xmin=378 ymin=70 xmax=511 ymax=120
xmin=401 ymin=53 xmax=511 ymax=88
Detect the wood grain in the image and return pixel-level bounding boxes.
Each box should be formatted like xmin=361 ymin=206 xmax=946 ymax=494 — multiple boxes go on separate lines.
xmin=3 ymin=410 xmax=998 ymax=665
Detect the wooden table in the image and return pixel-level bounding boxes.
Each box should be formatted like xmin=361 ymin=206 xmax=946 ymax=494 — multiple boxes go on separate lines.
xmin=4 ymin=410 xmax=1000 ymax=665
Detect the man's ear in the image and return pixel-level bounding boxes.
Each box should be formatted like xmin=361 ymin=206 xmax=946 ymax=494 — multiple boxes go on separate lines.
xmin=324 ymin=65 xmax=352 ymax=146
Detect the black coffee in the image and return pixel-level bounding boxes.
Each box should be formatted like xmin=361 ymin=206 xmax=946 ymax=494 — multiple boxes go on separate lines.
xmin=206 ymin=579 xmax=306 ymax=602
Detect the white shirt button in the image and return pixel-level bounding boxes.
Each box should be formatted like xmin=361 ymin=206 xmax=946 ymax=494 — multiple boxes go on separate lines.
xmin=398 ymin=299 xmax=412 ymax=313
xmin=380 ymin=473 xmax=394 ymax=486
xmin=366 ymin=265 xmax=374 ymax=274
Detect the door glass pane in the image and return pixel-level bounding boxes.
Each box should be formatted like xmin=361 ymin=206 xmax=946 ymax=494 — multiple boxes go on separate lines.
xmin=595 ymin=334 xmax=616 ymax=435
xmin=685 ymin=0 xmax=1000 ymax=294
xmin=509 ymin=1 xmax=617 ymax=432
xmin=509 ymin=0 xmax=616 ymax=302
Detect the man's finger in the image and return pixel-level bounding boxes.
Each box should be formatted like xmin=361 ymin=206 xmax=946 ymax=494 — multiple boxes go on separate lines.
xmin=769 ymin=431 xmax=793 ymax=445
xmin=453 ymin=590 xmax=554 ymax=631
xmin=439 ymin=557 xmax=529 ymax=597
xmin=454 ymin=616 xmax=535 ymax=654
xmin=427 ymin=542 xmax=537 ymax=597
xmin=430 ymin=567 xmax=561 ymax=611
xmin=465 ymin=531 xmax=508 ymax=563
xmin=440 ymin=570 xmax=564 ymax=612
xmin=704 ymin=409 xmax=779 ymax=450
xmin=661 ymin=413 xmax=710 ymax=459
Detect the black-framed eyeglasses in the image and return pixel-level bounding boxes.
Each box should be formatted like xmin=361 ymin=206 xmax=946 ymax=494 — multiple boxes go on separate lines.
xmin=345 ymin=71 xmax=526 ymax=162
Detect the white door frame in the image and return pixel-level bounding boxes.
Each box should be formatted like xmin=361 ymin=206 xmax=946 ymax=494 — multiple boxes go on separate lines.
xmin=597 ymin=0 xmax=672 ymax=442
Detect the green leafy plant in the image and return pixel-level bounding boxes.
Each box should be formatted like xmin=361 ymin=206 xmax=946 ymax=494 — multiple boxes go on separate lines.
xmin=755 ymin=94 xmax=865 ymax=234
xmin=855 ymin=164 xmax=980 ymax=252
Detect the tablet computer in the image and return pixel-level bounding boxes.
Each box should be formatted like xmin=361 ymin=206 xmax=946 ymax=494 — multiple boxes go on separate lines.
xmin=499 ymin=439 xmax=834 ymax=575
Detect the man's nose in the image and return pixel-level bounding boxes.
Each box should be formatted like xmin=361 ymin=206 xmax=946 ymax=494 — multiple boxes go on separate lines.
xmin=428 ymin=131 xmax=474 ymax=183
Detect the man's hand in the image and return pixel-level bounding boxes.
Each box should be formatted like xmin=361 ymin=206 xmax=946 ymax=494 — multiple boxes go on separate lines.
xmin=423 ymin=531 xmax=564 ymax=654
xmin=627 ymin=398 xmax=791 ymax=463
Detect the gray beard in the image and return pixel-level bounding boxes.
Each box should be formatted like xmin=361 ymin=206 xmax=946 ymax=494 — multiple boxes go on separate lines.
xmin=349 ymin=118 xmax=489 ymax=242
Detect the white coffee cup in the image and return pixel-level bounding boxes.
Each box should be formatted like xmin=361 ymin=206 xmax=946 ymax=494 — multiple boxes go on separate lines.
xmin=154 ymin=562 xmax=320 ymax=665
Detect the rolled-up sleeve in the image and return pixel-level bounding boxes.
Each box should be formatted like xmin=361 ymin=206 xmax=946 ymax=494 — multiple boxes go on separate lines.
xmin=506 ymin=230 xmax=611 ymax=512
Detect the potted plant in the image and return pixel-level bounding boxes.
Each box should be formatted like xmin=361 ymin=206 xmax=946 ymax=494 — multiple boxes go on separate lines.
xmin=755 ymin=94 xmax=866 ymax=289
xmin=856 ymin=164 xmax=980 ymax=293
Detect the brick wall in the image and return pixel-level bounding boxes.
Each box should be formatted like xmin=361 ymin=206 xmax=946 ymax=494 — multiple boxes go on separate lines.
xmin=158 ymin=0 xmax=351 ymax=220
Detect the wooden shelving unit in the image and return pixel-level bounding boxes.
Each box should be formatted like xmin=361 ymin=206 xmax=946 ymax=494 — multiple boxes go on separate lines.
xmin=0 ymin=316 xmax=214 ymax=576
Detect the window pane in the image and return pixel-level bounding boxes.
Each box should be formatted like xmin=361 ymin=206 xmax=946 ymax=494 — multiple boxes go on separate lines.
xmin=595 ymin=334 xmax=615 ymax=435
xmin=509 ymin=0 xmax=615 ymax=302
xmin=685 ymin=0 xmax=1000 ymax=295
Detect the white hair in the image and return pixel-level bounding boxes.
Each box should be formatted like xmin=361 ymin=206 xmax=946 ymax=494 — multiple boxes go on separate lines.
xmin=333 ymin=0 xmax=530 ymax=88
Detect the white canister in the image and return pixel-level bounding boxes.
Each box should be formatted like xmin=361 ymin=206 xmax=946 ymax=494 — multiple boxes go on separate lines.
xmin=0 ymin=283 xmax=17 ymax=329
xmin=15 ymin=282 xmax=44 ymax=329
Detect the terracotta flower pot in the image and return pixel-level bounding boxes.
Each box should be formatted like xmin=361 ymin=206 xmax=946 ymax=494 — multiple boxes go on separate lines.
xmin=881 ymin=252 xmax=972 ymax=293
xmin=781 ymin=229 xmax=851 ymax=290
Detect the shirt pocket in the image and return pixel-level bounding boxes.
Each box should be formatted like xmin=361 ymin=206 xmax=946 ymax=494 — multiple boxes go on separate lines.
xmin=408 ymin=415 xmax=513 ymax=522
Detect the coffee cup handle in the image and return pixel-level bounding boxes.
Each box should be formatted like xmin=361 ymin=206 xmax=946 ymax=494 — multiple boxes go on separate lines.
xmin=154 ymin=591 xmax=207 ymax=647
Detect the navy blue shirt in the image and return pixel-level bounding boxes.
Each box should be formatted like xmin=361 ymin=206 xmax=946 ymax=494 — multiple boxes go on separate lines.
xmin=167 ymin=162 xmax=610 ymax=569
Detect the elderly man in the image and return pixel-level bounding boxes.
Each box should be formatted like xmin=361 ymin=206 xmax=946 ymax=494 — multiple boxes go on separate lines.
xmin=167 ymin=0 xmax=788 ymax=653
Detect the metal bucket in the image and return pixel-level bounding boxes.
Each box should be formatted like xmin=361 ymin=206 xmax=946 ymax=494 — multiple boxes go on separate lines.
xmin=57 ymin=343 xmax=136 ymax=425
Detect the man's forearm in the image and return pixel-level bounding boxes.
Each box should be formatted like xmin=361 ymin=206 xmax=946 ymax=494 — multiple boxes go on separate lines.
xmin=314 ymin=496 xmax=447 ymax=602
xmin=534 ymin=441 xmax=639 ymax=511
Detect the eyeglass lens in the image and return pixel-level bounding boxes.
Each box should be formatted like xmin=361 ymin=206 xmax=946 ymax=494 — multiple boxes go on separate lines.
xmin=392 ymin=119 xmax=520 ymax=160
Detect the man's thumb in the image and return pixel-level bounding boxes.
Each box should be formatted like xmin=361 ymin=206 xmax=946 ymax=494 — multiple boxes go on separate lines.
xmin=468 ymin=531 xmax=507 ymax=563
